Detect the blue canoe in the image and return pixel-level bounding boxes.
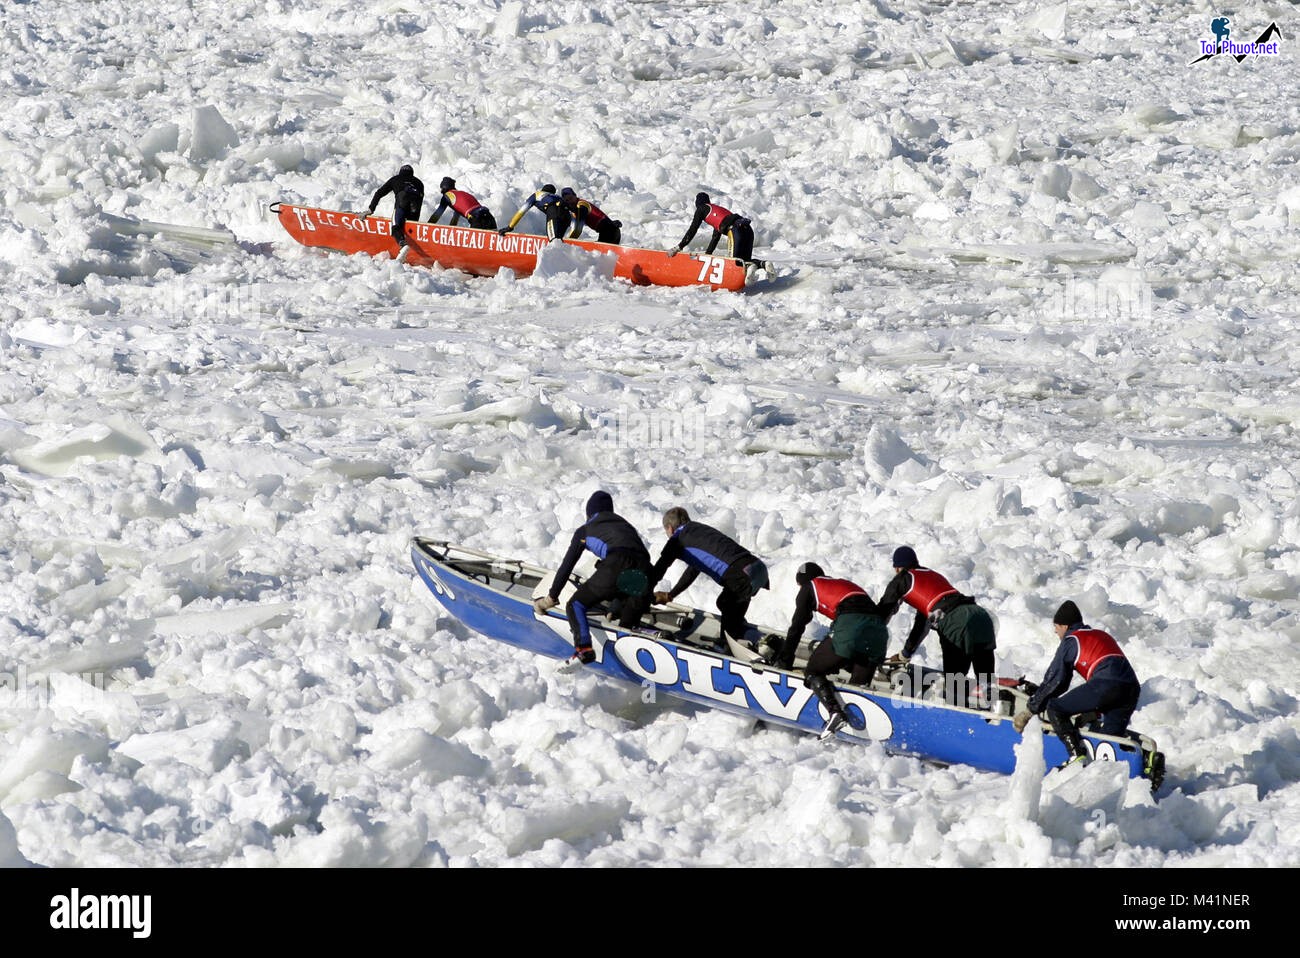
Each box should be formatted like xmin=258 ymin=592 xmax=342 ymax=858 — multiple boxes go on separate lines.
xmin=411 ymin=538 xmax=1164 ymax=791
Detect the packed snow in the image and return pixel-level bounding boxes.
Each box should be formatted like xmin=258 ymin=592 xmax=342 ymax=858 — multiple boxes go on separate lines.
xmin=1 ymin=0 xmax=1298 ymax=872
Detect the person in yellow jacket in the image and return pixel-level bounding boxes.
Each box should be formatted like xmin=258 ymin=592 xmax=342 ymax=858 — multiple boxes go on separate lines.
xmin=499 ymin=184 xmax=571 ymax=239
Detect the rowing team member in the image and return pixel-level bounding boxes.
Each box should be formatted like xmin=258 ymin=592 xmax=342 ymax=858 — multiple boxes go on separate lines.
xmin=361 ymin=168 xmax=772 ymax=276
xmin=535 ymin=494 xmax=769 ymax=671
xmin=779 ymin=549 xmax=1140 ymax=754
xmin=1014 ymin=600 xmax=1142 ymax=769
xmin=533 ymin=491 xmax=652 ymax=672
xmin=532 ymin=494 xmax=1141 ymax=751
xmin=669 ymin=191 xmax=775 ymax=282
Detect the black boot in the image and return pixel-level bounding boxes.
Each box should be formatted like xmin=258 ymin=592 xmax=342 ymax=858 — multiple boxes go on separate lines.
xmin=806 ymin=674 xmax=850 ymax=740
xmin=1048 ymin=709 xmax=1091 ymax=768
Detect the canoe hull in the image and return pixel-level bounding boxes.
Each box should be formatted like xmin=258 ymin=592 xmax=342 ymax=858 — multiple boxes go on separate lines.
xmin=411 ymin=539 xmax=1163 ymax=785
xmin=273 ymin=203 xmax=746 ymax=291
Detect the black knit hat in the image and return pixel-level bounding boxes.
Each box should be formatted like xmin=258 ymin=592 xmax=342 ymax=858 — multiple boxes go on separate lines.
xmin=795 ymin=561 xmax=825 ymax=584
xmin=585 ymin=490 xmax=614 ymax=519
xmin=892 ymin=546 xmax=918 ymax=569
xmin=1053 ymin=600 xmax=1082 ymax=626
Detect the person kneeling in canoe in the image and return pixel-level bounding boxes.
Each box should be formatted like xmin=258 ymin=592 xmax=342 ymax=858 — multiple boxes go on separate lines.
xmin=650 ymin=507 xmax=769 ymax=651
xmin=560 ymin=187 xmax=622 ymax=245
xmin=1013 ymin=601 xmax=1142 ymax=769
xmin=667 ymin=191 xmax=774 ymax=282
xmin=427 ymin=176 xmax=498 ymax=231
xmin=533 ymin=491 xmax=654 ymax=672
xmin=769 ymin=562 xmax=888 ymax=741
xmin=878 ymin=546 xmax=998 ymax=709
xmin=363 ymin=164 xmax=424 ymax=249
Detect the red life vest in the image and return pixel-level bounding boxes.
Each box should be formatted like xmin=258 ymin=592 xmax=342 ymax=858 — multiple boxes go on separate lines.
xmin=1072 ymin=628 xmax=1125 ymax=681
xmin=578 ymin=199 xmax=608 ymax=227
xmin=901 ymin=568 xmax=958 ymax=615
xmin=704 ymin=203 xmax=733 ymax=230
xmin=447 ymin=190 xmax=483 ymax=217
xmin=810 ymin=578 xmax=868 ymax=620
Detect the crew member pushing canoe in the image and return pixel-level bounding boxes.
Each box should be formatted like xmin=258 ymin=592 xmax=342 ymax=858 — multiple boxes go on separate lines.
xmin=774 ymin=562 xmax=889 ymax=741
xmin=428 ymin=176 xmax=498 ymax=231
xmin=668 ymin=191 xmax=774 ymax=282
xmin=500 ymin=184 xmax=571 ymax=240
xmin=878 ymin=546 xmax=998 ymax=709
xmin=363 ymin=164 xmax=424 ymax=249
xmin=1013 ymin=601 xmax=1143 ymax=770
xmin=534 ymin=491 xmax=653 ymax=672
xmin=650 ymin=507 xmax=770 ymax=651
xmin=560 ymin=187 xmax=622 ymax=244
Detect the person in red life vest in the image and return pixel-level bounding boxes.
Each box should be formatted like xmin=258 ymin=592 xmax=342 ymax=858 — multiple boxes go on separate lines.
xmin=1013 ymin=601 xmax=1142 ymax=768
xmin=668 ymin=192 xmax=774 ymax=281
xmin=559 ymin=187 xmax=623 ymax=245
xmin=427 ymin=176 xmax=498 ymax=231
xmin=768 ymin=562 xmax=890 ymax=741
xmin=878 ymin=546 xmax=998 ymax=708
xmin=650 ymin=507 xmax=770 ymax=651
xmin=363 ymin=164 xmax=424 ymax=249
xmin=500 ymin=184 xmax=571 ymax=240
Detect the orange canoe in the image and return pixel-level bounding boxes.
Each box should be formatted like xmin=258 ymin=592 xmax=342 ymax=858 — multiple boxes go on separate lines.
xmin=271 ymin=202 xmax=746 ymax=292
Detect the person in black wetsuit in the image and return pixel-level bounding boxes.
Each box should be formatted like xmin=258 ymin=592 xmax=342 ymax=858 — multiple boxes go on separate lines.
xmin=364 ymin=164 xmax=424 ymax=248
xmin=668 ymin=191 xmax=773 ymax=280
xmin=534 ymin=491 xmax=653 ymax=670
xmin=649 ymin=507 xmax=769 ymax=650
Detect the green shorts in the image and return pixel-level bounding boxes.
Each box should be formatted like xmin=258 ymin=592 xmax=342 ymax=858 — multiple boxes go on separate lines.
xmin=830 ymin=611 xmax=889 ymax=660
xmin=937 ymin=603 xmax=996 ymax=653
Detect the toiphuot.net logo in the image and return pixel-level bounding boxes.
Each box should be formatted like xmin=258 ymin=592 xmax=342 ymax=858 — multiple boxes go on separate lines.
xmin=1191 ymin=17 xmax=1283 ymax=63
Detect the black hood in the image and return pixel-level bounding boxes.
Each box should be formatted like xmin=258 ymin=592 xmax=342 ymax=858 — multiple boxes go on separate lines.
xmin=796 ymin=562 xmax=825 ymax=585
xmin=586 ymin=490 xmax=614 ymax=519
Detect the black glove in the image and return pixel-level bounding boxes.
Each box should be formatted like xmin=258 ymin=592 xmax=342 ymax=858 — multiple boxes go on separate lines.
xmin=498 ymin=227 xmax=511 ymax=236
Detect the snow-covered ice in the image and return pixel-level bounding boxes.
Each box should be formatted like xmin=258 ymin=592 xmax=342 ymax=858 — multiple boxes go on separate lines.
xmin=1 ymin=0 xmax=1298 ymax=880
